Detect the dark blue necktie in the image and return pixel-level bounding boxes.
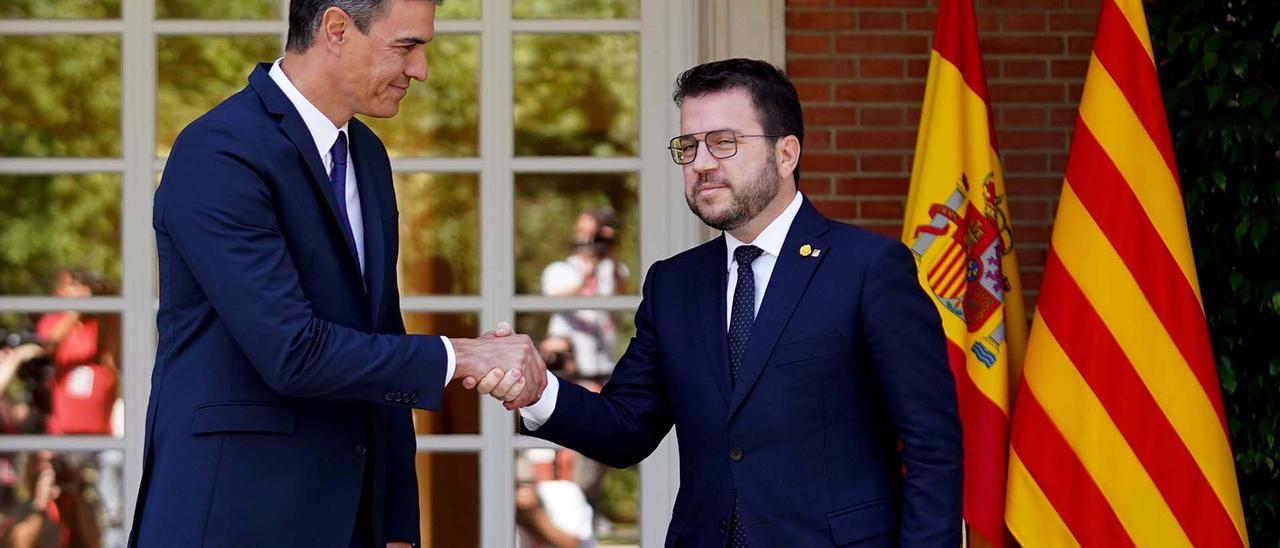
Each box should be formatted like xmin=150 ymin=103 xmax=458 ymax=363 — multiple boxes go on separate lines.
xmin=330 ymin=131 xmax=358 ymax=264
xmin=727 ymin=244 xmax=762 ymax=548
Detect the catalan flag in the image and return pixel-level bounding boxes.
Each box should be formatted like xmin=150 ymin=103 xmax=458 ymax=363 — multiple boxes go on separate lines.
xmin=902 ymin=0 xmax=1026 ymax=546
xmin=1003 ymin=0 xmax=1248 ymax=546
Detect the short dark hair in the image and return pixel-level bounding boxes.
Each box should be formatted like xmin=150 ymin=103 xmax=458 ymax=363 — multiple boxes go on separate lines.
xmin=286 ymin=0 xmax=442 ymax=53
xmin=673 ymin=58 xmax=805 ymax=182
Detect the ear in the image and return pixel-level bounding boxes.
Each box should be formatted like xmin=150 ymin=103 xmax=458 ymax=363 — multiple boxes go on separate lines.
xmin=320 ymin=7 xmax=351 ymax=52
xmin=774 ymin=135 xmax=801 ymax=182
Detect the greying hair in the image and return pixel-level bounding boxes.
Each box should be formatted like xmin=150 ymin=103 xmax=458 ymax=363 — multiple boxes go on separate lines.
xmin=286 ymin=0 xmax=442 ymax=52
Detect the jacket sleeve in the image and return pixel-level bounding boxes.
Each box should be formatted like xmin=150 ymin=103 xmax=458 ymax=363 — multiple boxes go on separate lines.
xmin=860 ymin=241 xmax=964 ymax=546
xmin=158 ymin=119 xmax=447 ymax=409
xmin=522 ymin=262 xmax=675 ymax=469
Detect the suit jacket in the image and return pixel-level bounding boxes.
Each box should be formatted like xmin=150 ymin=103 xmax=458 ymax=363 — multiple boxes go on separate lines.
xmin=526 ymin=198 xmax=963 ymax=547
xmin=131 ymin=64 xmax=445 ymax=547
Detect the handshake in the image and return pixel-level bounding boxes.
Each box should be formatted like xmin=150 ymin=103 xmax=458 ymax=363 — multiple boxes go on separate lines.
xmin=449 ymin=322 xmax=547 ymax=410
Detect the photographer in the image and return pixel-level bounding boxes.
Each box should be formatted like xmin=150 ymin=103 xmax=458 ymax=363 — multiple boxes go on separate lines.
xmin=539 ymin=209 xmax=629 ymax=382
xmin=33 ymin=270 xmax=120 ymax=436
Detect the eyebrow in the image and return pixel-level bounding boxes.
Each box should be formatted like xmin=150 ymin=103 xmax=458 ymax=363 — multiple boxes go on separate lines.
xmin=390 ymin=36 xmax=429 ymax=46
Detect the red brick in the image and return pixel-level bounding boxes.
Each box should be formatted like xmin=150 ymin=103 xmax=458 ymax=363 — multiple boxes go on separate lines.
xmin=788 ymin=0 xmax=832 ymax=7
xmin=1049 ymin=12 xmax=1098 ymax=32
xmin=836 ymin=176 xmax=910 ymax=195
xmin=983 ymin=35 xmax=1065 ymax=55
xmin=976 ymin=12 xmax=1000 ymax=32
xmin=835 ymin=0 xmax=926 ymax=6
xmin=999 ymin=130 xmax=1067 ymax=151
xmin=859 ymin=153 xmax=906 ymax=173
xmin=1024 ymin=295 xmax=1039 ymax=315
xmin=1068 ymin=82 xmax=1084 ymax=102
xmin=805 ymin=106 xmax=859 ymax=125
xmin=860 ymin=199 xmax=905 ymax=219
xmin=1009 ymin=199 xmax=1050 ymax=220
xmin=1001 ymin=12 xmax=1046 ymax=32
xmin=1049 ymin=107 xmax=1078 ymax=125
xmin=795 ymin=82 xmax=833 ymax=103
xmin=860 ymin=224 xmax=904 ymax=238
xmin=906 ymin=107 xmax=922 ymax=125
xmin=1010 ymin=223 xmax=1053 ymax=244
xmin=799 ymin=177 xmax=834 ymax=196
xmin=906 ymin=58 xmax=930 ymax=78
xmin=788 ymin=10 xmax=857 ymax=31
xmin=835 ymin=83 xmax=924 ymax=103
xmin=1006 ymin=176 xmax=1064 ymax=194
xmin=812 ymin=198 xmax=858 ymax=219
xmin=860 ymin=11 xmax=904 ymax=30
xmin=859 ymin=58 xmax=905 ymax=78
xmin=788 ymin=34 xmax=833 ymax=54
xmin=1001 ymin=107 xmax=1049 ymax=127
xmin=990 ymin=83 xmax=1067 ymax=103
xmin=1002 ymin=59 xmax=1048 ymax=79
xmin=1015 ymin=245 xmax=1048 ymax=268
xmin=1067 ymin=35 xmax=1094 ymax=54
xmin=805 ymin=153 xmax=859 ymax=172
xmin=860 ymin=107 xmax=906 ymax=126
xmin=984 ymin=58 xmax=1001 ymax=79
xmin=836 ymin=129 xmax=918 ymax=149
xmin=1048 ymin=153 xmax=1069 ymax=172
xmin=1067 ymin=0 xmax=1101 ymax=10
xmin=789 ymin=58 xmax=857 ymax=79
xmin=1051 ymin=58 xmax=1090 ymax=79
xmin=834 ymin=35 xmax=930 ymax=55
xmin=906 ymin=11 xmax=936 ymax=31
xmin=805 ymin=129 xmax=833 ymax=151
xmin=980 ymin=0 xmax=1063 ymax=7
xmin=1001 ymin=152 xmax=1047 ymax=172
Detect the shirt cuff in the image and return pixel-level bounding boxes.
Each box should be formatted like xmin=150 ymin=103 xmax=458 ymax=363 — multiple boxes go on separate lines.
xmin=441 ymin=336 xmax=456 ymax=387
xmin=519 ymin=374 xmax=560 ymax=431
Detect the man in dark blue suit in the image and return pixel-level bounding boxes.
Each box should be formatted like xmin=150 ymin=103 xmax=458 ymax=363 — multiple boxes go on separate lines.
xmin=504 ymin=59 xmax=963 ymax=546
xmin=131 ymin=1 xmax=545 ymax=546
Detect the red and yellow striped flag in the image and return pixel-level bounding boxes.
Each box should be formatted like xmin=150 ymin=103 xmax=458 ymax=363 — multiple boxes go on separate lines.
xmin=902 ymin=1 xmax=1026 ymax=546
xmin=1004 ymin=0 xmax=1248 ymax=546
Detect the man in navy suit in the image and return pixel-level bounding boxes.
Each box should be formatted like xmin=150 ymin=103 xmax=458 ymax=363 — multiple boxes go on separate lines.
xmin=491 ymin=59 xmax=963 ymax=546
xmin=131 ymin=1 xmax=545 ymax=546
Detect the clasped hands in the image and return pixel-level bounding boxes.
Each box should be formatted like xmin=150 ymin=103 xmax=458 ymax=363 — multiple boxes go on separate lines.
xmin=449 ymin=322 xmax=546 ymax=410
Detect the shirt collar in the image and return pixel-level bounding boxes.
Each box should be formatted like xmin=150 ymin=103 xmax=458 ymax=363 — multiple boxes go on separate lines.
xmin=724 ymin=191 xmax=804 ymax=270
xmin=268 ymin=58 xmax=349 ymax=166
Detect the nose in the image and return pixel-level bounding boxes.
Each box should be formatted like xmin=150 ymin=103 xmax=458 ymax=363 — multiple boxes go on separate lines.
xmin=690 ymin=140 xmax=719 ymax=174
xmin=406 ymin=48 xmax=428 ymax=82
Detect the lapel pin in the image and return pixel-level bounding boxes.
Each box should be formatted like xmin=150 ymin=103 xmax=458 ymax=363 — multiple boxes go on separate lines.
xmin=799 ymin=244 xmax=812 ymax=257
xmin=811 ymin=248 xmax=822 ymax=257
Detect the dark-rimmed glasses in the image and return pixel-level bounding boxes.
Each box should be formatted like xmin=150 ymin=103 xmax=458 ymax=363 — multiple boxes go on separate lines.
xmin=668 ymin=129 xmax=787 ymax=165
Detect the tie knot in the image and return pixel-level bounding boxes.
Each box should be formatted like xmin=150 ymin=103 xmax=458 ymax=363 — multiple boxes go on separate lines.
xmin=734 ymin=245 xmax=763 ymax=267
xmin=331 ymin=131 xmax=348 ymax=167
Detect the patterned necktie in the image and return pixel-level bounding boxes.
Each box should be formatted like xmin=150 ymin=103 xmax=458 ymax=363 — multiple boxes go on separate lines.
xmin=329 ymin=131 xmax=358 ymax=261
xmin=727 ymin=244 xmax=762 ymax=548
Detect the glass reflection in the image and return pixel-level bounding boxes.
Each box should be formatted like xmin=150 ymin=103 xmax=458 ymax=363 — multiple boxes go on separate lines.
xmin=361 ymin=34 xmax=480 ymax=158
xmin=0 ymin=0 xmax=120 ymax=18
xmin=0 ymin=451 xmax=125 ymax=547
xmin=0 ymin=36 xmax=121 ymax=158
xmin=0 ymin=174 xmax=121 ymax=296
xmin=156 ymin=0 xmax=279 ymax=19
xmin=514 ymin=0 xmax=638 ymax=19
xmin=394 ymin=173 xmax=480 ymax=296
xmin=404 ymin=313 xmax=479 ymax=435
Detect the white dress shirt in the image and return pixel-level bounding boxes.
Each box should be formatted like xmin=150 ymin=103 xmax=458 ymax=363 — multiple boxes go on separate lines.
xmin=521 ymin=192 xmax=806 ymax=428
xmin=268 ymin=58 xmax=456 ymax=384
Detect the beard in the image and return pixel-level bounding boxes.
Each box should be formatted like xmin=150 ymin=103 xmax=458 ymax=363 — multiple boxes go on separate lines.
xmin=685 ymin=151 xmax=781 ymax=232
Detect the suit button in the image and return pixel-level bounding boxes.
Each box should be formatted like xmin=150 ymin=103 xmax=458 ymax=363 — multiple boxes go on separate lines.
xmin=410 ymin=393 xmax=419 ymax=404
xmin=719 ymin=519 xmax=728 ymax=534
xmin=729 ymin=447 xmax=744 ymax=462
xmin=354 ymin=443 xmax=368 ymax=456
xmin=384 ymin=391 xmax=396 ymax=401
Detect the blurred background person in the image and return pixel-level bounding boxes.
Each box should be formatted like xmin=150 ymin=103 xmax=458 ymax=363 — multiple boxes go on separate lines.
xmin=34 ymin=270 xmax=120 ymax=437
xmin=540 ymin=209 xmax=628 ymax=383
xmin=0 ymin=451 xmax=104 ymax=548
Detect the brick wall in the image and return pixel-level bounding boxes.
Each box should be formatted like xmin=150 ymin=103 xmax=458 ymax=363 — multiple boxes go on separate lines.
xmin=787 ymin=0 xmax=1101 ymax=314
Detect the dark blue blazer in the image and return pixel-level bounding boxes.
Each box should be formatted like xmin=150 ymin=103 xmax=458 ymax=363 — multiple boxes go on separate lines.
xmin=527 ymin=199 xmax=963 ymax=547
xmin=131 ymin=64 xmax=446 ymax=547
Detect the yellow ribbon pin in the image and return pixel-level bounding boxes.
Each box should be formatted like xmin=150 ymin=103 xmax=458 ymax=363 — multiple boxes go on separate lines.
xmin=799 ymin=244 xmax=812 ymax=257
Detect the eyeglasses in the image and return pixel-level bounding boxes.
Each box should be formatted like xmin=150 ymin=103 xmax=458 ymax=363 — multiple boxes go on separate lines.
xmin=668 ymin=129 xmax=787 ymax=165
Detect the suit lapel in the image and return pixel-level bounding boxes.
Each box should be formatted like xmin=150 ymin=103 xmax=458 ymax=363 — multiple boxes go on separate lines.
xmin=349 ymin=120 xmax=387 ymax=329
xmin=727 ymin=199 xmax=831 ymax=419
xmin=695 ymin=236 xmax=732 ymax=408
xmin=249 ymin=64 xmax=364 ymax=288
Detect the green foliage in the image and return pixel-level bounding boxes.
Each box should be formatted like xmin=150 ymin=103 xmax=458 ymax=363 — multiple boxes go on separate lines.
xmin=155 ymin=0 xmax=277 ymax=19
xmin=513 ymin=0 xmax=637 ymax=19
xmin=599 ymin=466 xmax=640 ymax=524
xmin=0 ymin=0 xmax=119 ymax=18
xmin=0 ymin=175 xmax=121 ymax=295
xmin=1149 ymin=2 xmax=1280 ymax=544
xmin=0 ymin=35 xmax=120 ymax=157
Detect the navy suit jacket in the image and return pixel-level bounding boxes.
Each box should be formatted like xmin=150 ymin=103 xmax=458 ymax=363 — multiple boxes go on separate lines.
xmin=527 ymin=199 xmax=963 ymax=547
xmin=131 ymin=64 xmax=446 ymax=546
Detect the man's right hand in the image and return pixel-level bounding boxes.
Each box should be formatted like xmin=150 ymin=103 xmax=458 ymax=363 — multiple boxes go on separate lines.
xmin=450 ymin=324 xmax=546 ymax=408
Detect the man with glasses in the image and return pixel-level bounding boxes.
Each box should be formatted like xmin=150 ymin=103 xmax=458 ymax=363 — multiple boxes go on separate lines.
xmin=475 ymin=58 xmax=963 ymax=546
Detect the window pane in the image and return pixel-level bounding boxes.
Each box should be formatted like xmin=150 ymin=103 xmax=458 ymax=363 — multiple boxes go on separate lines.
xmin=362 ymin=34 xmax=479 ymax=158
xmin=395 ymin=173 xmax=480 ymax=295
xmin=156 ymin=35 xmax=282 ymax=157
xmin=514 ymin=0 xmax=638 ymax=19
xmin=0 ymin=0 xmax=120 ymax=18
xmin=0 ymin=451 xmax=126 ymax=545
xmin=513 ymin=34 xmax=638 ymax=157
xmin=156 ymin=0 xmax=279 ymax=19
xmin=404 ymin=312 xmax=478 ymax=435
xmin=0 ymin=36 xmax=121 ymax=158
xmin=0 ymin=312 xmax=123 ymax=437
xmin=514 ymin=173 xmax=639 ymax=296
xmin=436 ymin=0 xmax=478 ymax=19
xmin=414 ymin=452 xmax=479 ymax=546
xmin=514 ymin=311 xmax=640 ymax=544
xmin=0 ymin=175 xmax=121 ymax=296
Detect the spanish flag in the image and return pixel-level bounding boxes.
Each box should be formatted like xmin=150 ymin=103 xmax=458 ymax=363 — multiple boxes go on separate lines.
xmin=1003 ymin=0 xmax=1248 ymax=546
xmin=902 ymin=0 xmax=1026 ymax=546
